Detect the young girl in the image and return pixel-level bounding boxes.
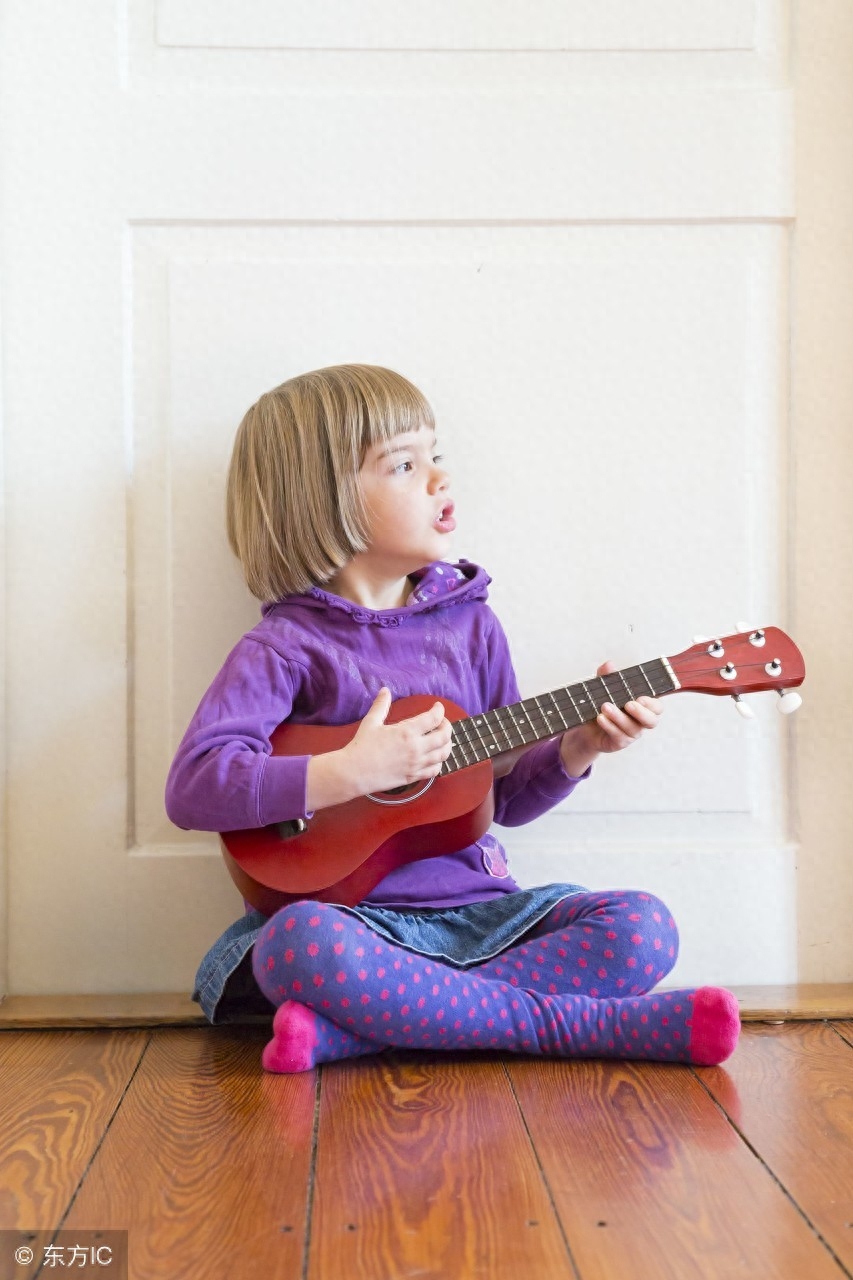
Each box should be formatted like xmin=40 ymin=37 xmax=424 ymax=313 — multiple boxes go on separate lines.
xmin=165 ymin=363 xmax=740 ymax=1073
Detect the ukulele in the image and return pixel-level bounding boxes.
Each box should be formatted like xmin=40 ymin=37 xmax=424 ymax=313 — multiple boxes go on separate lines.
xmin=220 ymin=627 xmax=805 ymax=915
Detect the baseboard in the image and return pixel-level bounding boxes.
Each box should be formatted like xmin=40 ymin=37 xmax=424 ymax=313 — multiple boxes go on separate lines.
xmin=0 ymin=985 xmax=852 ymax=1029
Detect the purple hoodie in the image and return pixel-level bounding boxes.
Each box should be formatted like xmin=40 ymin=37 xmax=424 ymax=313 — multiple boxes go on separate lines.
xmin=164 ymin=560 xmax=590 ymax=909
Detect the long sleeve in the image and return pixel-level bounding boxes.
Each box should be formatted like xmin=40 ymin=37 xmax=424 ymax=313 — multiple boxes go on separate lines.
xmin=164 ymin=638 xmax=313 ymax=833
xmin=485 ymin=613 xmax=592 ymax=828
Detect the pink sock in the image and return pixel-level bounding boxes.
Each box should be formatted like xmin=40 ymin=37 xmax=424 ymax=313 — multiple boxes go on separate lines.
xmin=687 ymin=987 xmax=741 ymax=1065
xmin=261 ymin=1000 xmax=382 ymax=1074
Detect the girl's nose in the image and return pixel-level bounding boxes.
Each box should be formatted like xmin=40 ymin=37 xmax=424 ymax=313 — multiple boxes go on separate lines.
xmin=429 ymin=460 xmax=451 ymax=491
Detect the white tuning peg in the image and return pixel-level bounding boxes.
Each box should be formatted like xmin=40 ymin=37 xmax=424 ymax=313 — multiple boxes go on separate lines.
xmin=692 ymin=634 xmax=711 ymax=644
xmin=777 ymin=690 xmax=802 ymax=714
xmin=732 ymin=695 xmax=754 ymax=719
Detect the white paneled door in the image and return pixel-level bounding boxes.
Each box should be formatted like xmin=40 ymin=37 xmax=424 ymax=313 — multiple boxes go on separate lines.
xmin=0 ymin=1 xmax=795 ymax=996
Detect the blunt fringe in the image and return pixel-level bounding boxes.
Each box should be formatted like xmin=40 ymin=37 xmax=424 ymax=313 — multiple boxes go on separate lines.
xmin=226 ymin=364 xmax=435 ymax=600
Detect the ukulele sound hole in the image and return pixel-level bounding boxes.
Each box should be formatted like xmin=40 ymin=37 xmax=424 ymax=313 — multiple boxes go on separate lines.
xmin=275 ymin=818 xmax=308 ymax=840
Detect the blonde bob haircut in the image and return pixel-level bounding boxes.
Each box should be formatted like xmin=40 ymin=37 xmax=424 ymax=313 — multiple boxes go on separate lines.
xmin=226 ymin=363 xmax=435 ymax=601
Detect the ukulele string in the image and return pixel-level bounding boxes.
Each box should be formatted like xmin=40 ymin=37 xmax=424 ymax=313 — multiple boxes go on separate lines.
xmin=444 ymin=656 xmax=790 ymax=774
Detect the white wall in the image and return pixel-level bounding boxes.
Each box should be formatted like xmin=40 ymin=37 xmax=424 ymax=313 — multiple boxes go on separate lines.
xmin=1 ymin=0 xmax=847 ymax=996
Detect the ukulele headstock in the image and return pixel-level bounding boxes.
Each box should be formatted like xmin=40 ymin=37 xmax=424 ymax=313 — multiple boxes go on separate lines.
xmin=667 ymin=627 xmax=805 ymax=700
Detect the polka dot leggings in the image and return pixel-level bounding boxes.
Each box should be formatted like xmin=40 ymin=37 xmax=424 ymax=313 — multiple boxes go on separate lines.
xmin=251 ymin=890 xmax=740 ymax=1072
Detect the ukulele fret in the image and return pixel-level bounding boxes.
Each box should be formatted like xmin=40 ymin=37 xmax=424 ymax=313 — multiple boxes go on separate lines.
xmin=469 ymin=714 xmax=500 ymax=761
xmin=617 ymin=669 xmax=635 ymax=702
xmin=548 ymin=691 xmax=570 ymax=731
xmin=491 ymin=705 xmax=518 ymax=752
xmin=598 ymin=675 xmax=614 ymax=707
xmin=562 ymin=686 xmax=583 ymax=726
xmin=450 ymin=721 xmax=477 ymax=768
xmin=531 ymin=694 xmax=556 ymax=737
xmin=508 ymin=702 xmax=535 ymax=745
xmin=637 ymin=663 xmax=657 ymax=696
xmin=579 ymin=682 xmax=598 ymax=716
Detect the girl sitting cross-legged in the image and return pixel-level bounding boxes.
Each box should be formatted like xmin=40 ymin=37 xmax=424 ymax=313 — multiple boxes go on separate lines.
xmin=165 ymin=363 xmax=740 ymax=1073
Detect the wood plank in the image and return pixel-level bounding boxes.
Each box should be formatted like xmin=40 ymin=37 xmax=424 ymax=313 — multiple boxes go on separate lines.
xmin=832 ymin=1020 xmax=853 ymax=1049
xmin=507 ymin=1053 xmax=847 ymax=1280
xmin=59 ymin=1027 xmax=316 ymax=1278
xmin=0 ymin=1029 xmax=146 ymax=1231
xmin=696 ymin=1022 xmax=853 ymax=1272
xmin=2 ymin=985 xmax=852 ymax=1027
xmin=310 ymin=1050 xmax=575 ymax=1280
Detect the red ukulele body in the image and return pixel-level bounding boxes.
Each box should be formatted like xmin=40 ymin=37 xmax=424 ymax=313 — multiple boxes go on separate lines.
xmin=220 ymin=696 xmax=495 ymax=917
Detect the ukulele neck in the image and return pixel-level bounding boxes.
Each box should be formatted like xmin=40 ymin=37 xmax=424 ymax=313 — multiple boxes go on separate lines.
xmin=440 ymin=657 xmax=680 ymax=775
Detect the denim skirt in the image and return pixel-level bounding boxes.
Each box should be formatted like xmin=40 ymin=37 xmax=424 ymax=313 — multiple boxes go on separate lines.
xmin=192 ymin=879 xmax=590 ymax=1025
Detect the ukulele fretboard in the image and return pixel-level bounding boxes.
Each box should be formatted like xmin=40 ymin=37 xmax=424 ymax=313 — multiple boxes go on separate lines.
xmin=440 ymin=658 xmax=679 ymax=775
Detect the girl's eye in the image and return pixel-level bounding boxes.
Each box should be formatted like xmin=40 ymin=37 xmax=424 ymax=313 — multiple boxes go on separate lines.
xmin=391 ymin=453 xmax=444 ymax=474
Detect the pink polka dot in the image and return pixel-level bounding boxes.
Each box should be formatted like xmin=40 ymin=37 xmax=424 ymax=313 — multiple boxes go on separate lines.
xmin=332 ymin=922 xmax=344 ymax=932
xmin=307 ymin=942 xmax=319 ymax=957
xmin=308 ymin=916 xmax=321 ymax=927
xmin=358 ymin=969 xmax=367 ymax=980
xmin=630 ymin=933 xmax=643 ymax=945
xmin=333 ymin=942 xmax=344 ymax=955
xmin=284 ymin=949 xmax=294 ymax=963
xmin=284 ymin=918 xmax=296 ymax=931
xmin=626 ymin=957 xmax=636 ymax=968
xmin=360 ymin=993 xmax=370 ymax=1005
xmin=336 ymin=972 xmax=347 ymax=984
xmin=313 ymin=974 xmax=323 ymax=987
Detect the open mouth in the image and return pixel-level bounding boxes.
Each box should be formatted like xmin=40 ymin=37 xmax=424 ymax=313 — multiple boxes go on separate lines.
xmin=434 ymin=502 xmax=456 ymax=532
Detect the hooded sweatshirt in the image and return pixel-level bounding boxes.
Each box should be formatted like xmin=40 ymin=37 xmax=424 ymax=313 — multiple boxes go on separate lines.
xmin=164 ymin=560 xmax=590 ymax=909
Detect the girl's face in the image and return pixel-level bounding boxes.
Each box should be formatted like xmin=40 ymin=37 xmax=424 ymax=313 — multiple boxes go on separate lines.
xmin=358 ymin=424 xmax=455 ymax=575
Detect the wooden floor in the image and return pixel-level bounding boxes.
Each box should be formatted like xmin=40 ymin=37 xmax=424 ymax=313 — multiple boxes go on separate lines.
xmin=1 ymin=991 xmax=853 ymax=1280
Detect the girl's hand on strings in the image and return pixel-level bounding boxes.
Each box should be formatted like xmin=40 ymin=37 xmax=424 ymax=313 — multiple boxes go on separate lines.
xmin=559 ymin=660 xmax=663 ymax=774
xmin=342 ymin=688 xmax=453 ymax=794
xmin=589 ymin=659 xmax=664 ymax=752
